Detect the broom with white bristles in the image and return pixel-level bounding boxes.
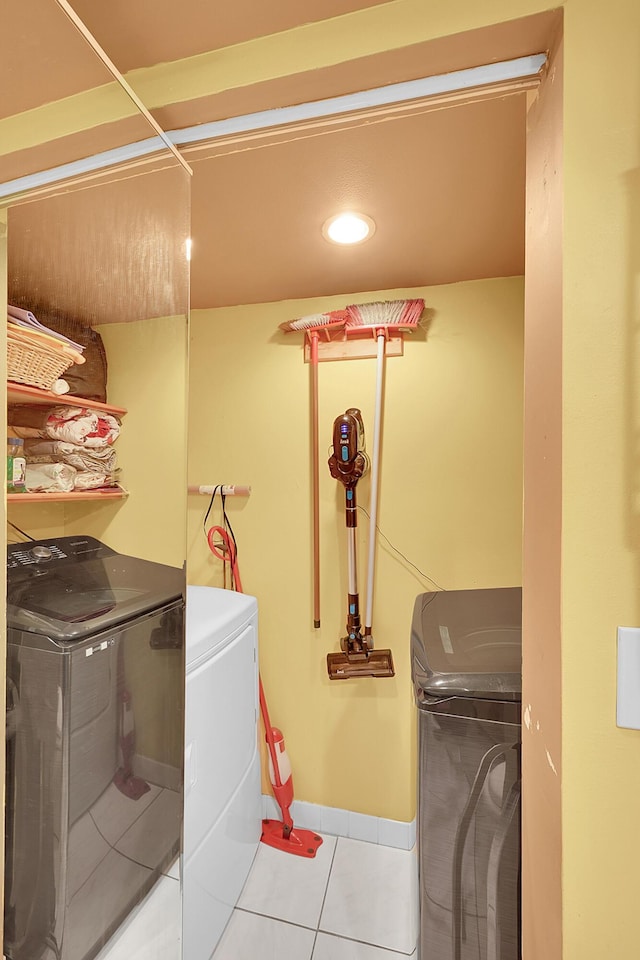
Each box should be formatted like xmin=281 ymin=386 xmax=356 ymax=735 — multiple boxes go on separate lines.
xmin=279 ymin=309 xmax=348 ymax=333
xmin=344 ymin=298 xmax=424 ymax=331
xmin=279 ymin=309 xmax=349 ymax=629
xmin=345 ymin=299 xmax=425 ymax=652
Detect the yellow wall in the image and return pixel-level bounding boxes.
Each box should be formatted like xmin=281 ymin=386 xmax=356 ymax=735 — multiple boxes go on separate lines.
xmin=187 ymin=277 xmax=524 ymax=820
xmin=60 ymin=315 xmax=189 ymax=568
xmin=561 ymin=2 xmax=640 ymax=957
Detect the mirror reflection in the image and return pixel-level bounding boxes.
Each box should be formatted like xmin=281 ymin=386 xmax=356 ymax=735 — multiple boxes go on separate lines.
xmin=3 ymin=3 xmax=191 ymax=956
xmin=0 ymin=0 xmax=178 ymax=195
xmin=6 ymin=539 xmax=184 ymax=960
xmin=3 ymin=66 xmax=190 ymax=960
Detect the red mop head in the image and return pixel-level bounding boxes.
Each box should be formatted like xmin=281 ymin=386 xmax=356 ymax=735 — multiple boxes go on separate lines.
xmin=345 ymin=299 xmax=425 ymax=332
xmin=260 ymin=702 xmax=324 ymax=858
xmin=279 ymin=309 xmax=348 ymax=333
xmin=261 ymin=820 xmax=323 ymax=858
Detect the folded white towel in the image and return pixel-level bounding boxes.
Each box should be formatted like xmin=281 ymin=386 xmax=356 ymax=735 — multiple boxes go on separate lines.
xmin=24 ymin=440 xmax=117 ymax=473
xmin=25 ymin=462 xmax=76 ymax=493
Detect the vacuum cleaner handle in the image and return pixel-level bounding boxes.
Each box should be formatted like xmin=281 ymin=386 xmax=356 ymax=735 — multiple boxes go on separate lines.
xmin=328 ymin=409 xmax=368 ymax=490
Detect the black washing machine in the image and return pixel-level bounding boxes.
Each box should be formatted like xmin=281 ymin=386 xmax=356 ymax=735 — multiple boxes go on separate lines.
xmin=411 ymin=587 xmax=522 ymax=960
xmin=4 ymin=535 xmax=185 ymax=960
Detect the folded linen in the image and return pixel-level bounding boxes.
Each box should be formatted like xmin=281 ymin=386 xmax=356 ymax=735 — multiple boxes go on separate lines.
xmin=46 ymin=407 xmax=120 ymax=447
xmin=8 ymin=405 xmax=120 ymax=447
xmin=23 ymin=440 xmax=117 ymax=473
xmin=8 ymin=426 xmax=45 ymax=439
xmin=73 ymin=471 xmax=115 ymax=490
xmin=25 ymin=462 xmax=76 ymax=493
xmin=24 ymin=455 xmax=117 ymax=490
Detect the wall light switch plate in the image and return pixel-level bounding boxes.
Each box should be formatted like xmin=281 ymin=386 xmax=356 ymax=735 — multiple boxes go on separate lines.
xmin=617 ymin=627 xmax=640 ymax=729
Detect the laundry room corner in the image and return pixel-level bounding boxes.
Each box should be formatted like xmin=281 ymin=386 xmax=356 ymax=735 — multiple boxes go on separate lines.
xmin=186 ymin=275 xmax=525 ymax=825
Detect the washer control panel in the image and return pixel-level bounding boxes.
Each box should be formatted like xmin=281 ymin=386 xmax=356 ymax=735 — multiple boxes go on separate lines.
xmin=7 ymin=536 xmax=115 ymax=574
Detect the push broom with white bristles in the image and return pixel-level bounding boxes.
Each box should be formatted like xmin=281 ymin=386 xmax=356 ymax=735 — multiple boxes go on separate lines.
xmin=279 ymin=310 xmax=348 ymax=629
xmin=346 ymin=299 xmax=424 ymax=333
xmin=326 ymin=299 xmax=424 ymax=680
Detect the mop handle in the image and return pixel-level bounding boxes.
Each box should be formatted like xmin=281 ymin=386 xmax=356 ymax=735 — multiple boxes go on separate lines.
xmin=365 ymin=330 xmax=385 ymax=632
xmin=258 ymin=677 xmax=284 ymax=790
xmin=206 ymin=523 xmax=283 ymax=789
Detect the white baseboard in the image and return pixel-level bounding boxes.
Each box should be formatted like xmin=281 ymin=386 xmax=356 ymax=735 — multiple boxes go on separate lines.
xmin=261 ymin=795 xmax=416 ymax=850
xmin=134 ymin=754 xmax=181 ymax=793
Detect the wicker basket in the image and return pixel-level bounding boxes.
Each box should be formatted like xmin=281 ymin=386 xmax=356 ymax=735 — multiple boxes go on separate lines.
xmin=28 ymin=312 xmax=108 ymax=402
xmin=7 ymin=337 xmax=74 ymax=390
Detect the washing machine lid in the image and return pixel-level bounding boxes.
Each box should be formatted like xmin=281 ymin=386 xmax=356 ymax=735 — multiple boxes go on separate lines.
xmin=411 ymin=587 xmax=522 ymax=701
xmin=7 ymin=536 xmax=184 ymax=642
xmin=186 ymin=585 xmax=257 ymax=667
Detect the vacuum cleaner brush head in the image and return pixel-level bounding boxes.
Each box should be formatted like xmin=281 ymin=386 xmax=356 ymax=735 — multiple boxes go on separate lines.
xmin=327 ymin=649 xmax=395 ymax=680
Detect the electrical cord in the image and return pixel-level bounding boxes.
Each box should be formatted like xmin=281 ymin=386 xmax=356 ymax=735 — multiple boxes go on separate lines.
xmin=357 ymin=505 xmax=446 ymax=592
xmin=7 ymin=520 xmax=35 ymax=541
xmin=206 ymin=525 xmax=243 ymax=594
xmin=202 ymin=484 xmax=221 ymax=538
xmin=202 ymin=486 xmax=240 ymax=591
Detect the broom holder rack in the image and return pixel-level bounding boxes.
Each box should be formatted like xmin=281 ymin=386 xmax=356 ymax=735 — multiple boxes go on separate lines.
xmin=303 ymin=327 xmax=404 ymax=363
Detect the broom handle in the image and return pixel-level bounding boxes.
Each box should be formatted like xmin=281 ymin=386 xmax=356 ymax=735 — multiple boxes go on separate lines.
xmin=365 ymin=330 xmax=385 ymax=633
xmin=311 ymin=330 xmax=321 ymax=628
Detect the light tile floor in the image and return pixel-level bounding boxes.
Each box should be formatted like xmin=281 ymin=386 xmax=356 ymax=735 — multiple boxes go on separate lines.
xmin=213 ymin=834 xmax=418 ymax=960
xmin=96 ymin=861 xmax=182 ymax=960
xmin=97 ymin=833 xmax=418 ymax=960
xmin=96 ymin=873 xmax=181 ymax=960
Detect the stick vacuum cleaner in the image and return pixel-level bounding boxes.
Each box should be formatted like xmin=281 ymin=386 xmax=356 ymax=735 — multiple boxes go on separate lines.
xmin=327 ymin=408 xmax=395 ymax=679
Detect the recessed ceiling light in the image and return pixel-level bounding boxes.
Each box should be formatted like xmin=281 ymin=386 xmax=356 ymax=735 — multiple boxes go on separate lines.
xmin=322 ymin=212 xmax=375 ymax=245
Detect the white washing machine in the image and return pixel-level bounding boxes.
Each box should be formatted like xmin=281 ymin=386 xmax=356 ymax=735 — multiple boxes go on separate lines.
xmin=183 ymin=586 xmax=262 ymax=960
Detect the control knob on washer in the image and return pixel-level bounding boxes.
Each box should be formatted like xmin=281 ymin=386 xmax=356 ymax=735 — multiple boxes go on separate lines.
xmin=30 ymin=545 xmax=52 ymax=561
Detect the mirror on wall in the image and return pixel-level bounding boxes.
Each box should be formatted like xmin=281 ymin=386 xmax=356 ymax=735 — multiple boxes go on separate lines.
xmin=1 ymin=3 xmax=191 ymax=960
xmin=0 ymin=0 xmax=183 ymax=197
xmin=3 ymin=159 xmax=190 ymax=960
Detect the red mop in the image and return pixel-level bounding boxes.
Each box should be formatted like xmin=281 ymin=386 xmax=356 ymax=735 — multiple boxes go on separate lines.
xmin=206 ymin=518 xmax=322 ymax=858
xmin=113 ymin=643 xmax=151 ymax=800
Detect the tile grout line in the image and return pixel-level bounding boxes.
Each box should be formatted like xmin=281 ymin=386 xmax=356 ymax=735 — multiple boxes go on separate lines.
xmin=314 ymin=836 xmax=417 ymax=957
xmin=310 ymin=835 xmax=340 ymax=959
xmin=73 ymin=790 xmax=168 ymax=908
xmin=313 ymin=927 xmax=417 ymax=957
xmin=219 ymin=835 xmax=417 ymax=958
xmin=233 ymin=905 xmax=317 ymax=933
